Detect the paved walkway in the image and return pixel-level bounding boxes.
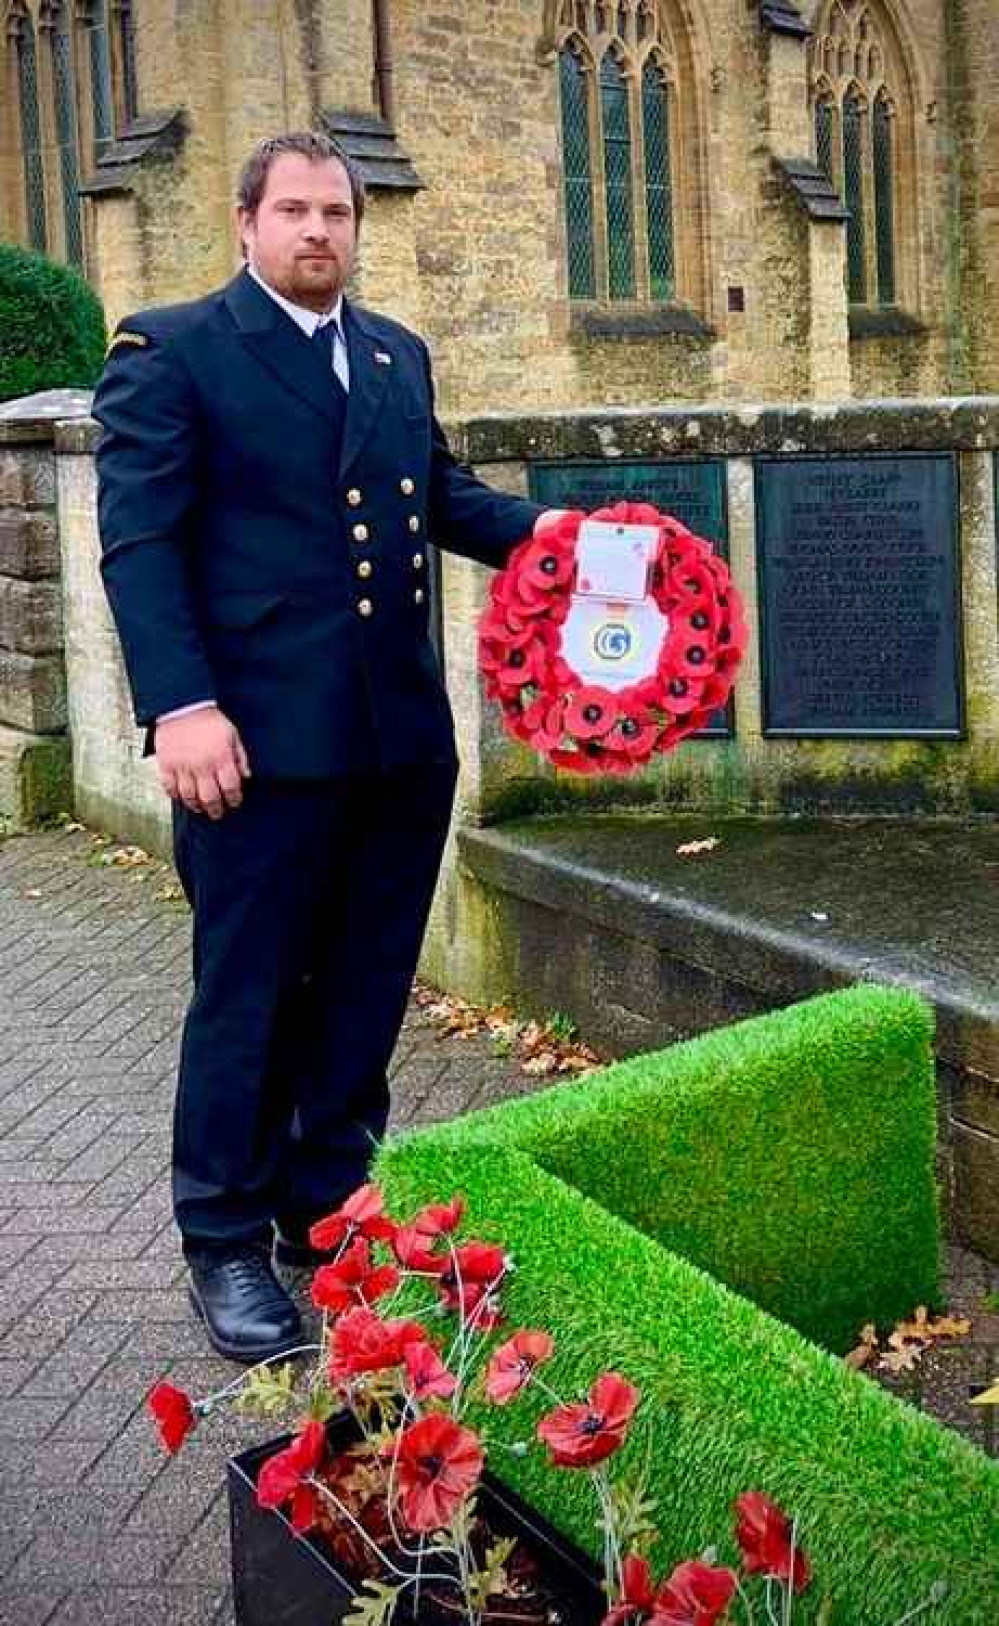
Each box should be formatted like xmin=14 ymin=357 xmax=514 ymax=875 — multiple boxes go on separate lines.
xmin=0 ymin=828 xmax=996 ymax=1625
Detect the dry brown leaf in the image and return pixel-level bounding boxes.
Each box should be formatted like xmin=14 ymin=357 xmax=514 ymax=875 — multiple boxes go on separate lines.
xmin=676 ymin=837 xmax=721 ymax=857
xmin=878 ymin=1346 xmax=922 ymax=1375
xmin=522 ymin=1053 xmax=558 ymax=1077
xmin=844 ymin=1324 xmax=879 ymax=1370
xmin=110 ymin=845 xmax=152 ymax=868
xmin=891 ymin=1306 xmax=971 ymax=1344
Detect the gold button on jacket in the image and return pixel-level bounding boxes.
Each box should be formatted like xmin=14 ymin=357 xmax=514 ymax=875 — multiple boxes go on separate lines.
xmin=346 ymin=488 xmax=362 ymax=507
xmin=400 ymin=477 xmax=415 ymax=495
xmin=358 ymin=598 xmax=373 ymax=617
xmin=408 ymin=515 xmax=420 ymax=533
xmin=352 ymin=523 xmax=369 ymax=543
xmin=414 ymin=588 xmax=425 ymax=605
xmin=357 ymin=560 xmax=373 ymax=579
xmin=412 ymin=553 xmax=424 ymax=569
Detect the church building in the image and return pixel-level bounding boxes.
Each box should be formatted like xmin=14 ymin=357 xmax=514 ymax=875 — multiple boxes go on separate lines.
xmin=1 ymin=1 xmax=996 ymax=415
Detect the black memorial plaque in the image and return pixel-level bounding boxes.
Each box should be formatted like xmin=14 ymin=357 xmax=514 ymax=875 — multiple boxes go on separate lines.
xmin=756 ymin=454 xmax=962 ymax=737
xmin=530 ymin=460 xmax=731 ymax=736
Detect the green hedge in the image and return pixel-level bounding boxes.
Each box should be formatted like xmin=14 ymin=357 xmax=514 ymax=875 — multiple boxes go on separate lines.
xmin=389 ymin=984 xmax=940 ymax=1354
xmin=374 ymin=987 xmax=999 ymax=1623
xmin=0 ymin=242 xmax=105 ymax=402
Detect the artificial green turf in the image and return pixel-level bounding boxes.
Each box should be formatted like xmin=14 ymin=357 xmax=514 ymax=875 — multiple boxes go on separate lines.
xmin=375 ymin=1138 xmax=999 ymax=1625
xmin=389 ymin=984 xmax=940 ymax=1354
xmin=373 ymin=986 xmax=998 ymax=1622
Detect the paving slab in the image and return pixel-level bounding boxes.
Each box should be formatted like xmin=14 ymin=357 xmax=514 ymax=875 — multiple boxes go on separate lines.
xmin=0 ymin=827 xmax=995 ymax=1626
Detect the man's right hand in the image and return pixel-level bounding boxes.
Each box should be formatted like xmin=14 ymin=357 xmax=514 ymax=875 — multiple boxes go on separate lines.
xmin=154 ymin=706 xmax=251 ymax=818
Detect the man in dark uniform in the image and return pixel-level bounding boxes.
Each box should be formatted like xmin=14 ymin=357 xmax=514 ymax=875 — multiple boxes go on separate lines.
xmin=94 ymin=131 xmax=554 ymax=1363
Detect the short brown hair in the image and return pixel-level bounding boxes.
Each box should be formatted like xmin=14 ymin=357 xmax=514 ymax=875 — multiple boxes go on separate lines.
xmin=237 ymin=132 xmax=365 ymax=226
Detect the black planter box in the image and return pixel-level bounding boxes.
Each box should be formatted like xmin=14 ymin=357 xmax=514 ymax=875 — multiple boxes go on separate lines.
xmin=228 ymin=1415 xmax=606 ymax=1625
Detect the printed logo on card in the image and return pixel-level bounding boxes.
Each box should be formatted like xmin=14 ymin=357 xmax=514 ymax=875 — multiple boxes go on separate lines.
xmin=592 ymin=622 xmax=634 ymax=663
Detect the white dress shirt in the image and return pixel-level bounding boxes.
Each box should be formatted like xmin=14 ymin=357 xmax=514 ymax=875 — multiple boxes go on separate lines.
xmin=158 ymin=267 xmax=350 ymax=724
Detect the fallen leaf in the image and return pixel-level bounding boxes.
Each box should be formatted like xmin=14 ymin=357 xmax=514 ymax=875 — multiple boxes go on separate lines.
xmin=878 ymin=1346 xmax=922 ymax=1375
xmin=844 ymin=1324 xmax=879 ymax=1370
xmin=676 ymin=837 xmax=720 ymax=857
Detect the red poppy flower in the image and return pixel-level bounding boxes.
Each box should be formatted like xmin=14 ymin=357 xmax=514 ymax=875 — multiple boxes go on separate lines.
xmin=308 ymin=1183 xmax=396 ymax=1253
xmin=610 ymin=709 xmax=660 ymax=760
xmin=537 ymin=1371 xmax=640 ymax=1467
xmin=602 ymin=1553 xmax=660 ymax=1626
xmin=485 ymin=1329 xmax=555 ymax=1405
xmin=311 ymin=1236 xmax=400 ymax=1313
xmin=392 ymin=1222 xmax=449 ymax=1274
xmin=148 ymin=1381 xmax=196 ymax=1454
xmin=256 ymin=1419 xmax=326 ymax=1534
xmin=519 ymin=536 xmax=576 ymax=592
xmin=653 ymin=1559 xmax=738 ymax=1625
xmin=522 ymin=695 xmax=567 ymax=753
xmin=437 ymin=1241 xmax=508 ymax=1313
xmin=391 ymin=1413 xmax=485 ymax=1533
xmin=734 ymin=1491 xmax=811 ymax=1593
xmin=328 ymin=1305 xmax=428 ymax=1384
xmin=403 ymin=1339 xmax=457 ymax=1401
xmin=564 ymin=687 xmax=621 ymax=741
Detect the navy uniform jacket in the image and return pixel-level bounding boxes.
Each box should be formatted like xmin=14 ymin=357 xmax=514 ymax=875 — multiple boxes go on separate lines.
xmin=94 ymin=267 xmax=542 ymax=777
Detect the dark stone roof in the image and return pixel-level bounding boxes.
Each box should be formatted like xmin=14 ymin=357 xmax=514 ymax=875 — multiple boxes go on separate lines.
xmin=79 ymin=110 xmax=186 ymax=198
xmin=322 ymin=112 xmax=424 ymax=193
xmin=775 ymin=157 xmax=850 ymax=221
xmin=759 ymin=1 xmax=811 ymax=36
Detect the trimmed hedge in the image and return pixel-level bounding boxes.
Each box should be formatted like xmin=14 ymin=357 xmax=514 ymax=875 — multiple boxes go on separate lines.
xmin=391 ymin=984 xmax=940 ymax=1354
xmin=375 ymin=987 xmax=999 ymax=1623
xmin=0 ymin=242 xmax=105 ymax=402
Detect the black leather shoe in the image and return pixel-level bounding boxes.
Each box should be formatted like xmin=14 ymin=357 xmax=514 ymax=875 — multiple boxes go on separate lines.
xmin=187 ymin=1247 xmax=302 ymax=1363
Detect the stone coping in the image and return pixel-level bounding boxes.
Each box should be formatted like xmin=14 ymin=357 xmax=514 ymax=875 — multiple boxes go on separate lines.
xmin=459 ymin=814 xmax=999 ymax=1081
xmin=2 ymin=392 xmax=999 ymax=460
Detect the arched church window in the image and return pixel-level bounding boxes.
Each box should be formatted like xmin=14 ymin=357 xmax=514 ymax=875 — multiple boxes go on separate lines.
xmin=559 ymin=39 xmax=596 ymax=298
xmin=46 ymin=2 xmax=84 ymax=265
xmin=600 ymin=50 xmax=635 ymax=298
xmin=84 ymin=0 xmax=115 ymax=157
xmin=872 ymin=89 xmax=895 ymax=305
xmin=112 ymin=0 xmax=137 ymax=122
xmin=809 ymin=2 xmax=913 ymax=312
xmin=11 ymin=8 xmax=48 ymax=251
xmin=842 ymin=89 xmax=866 ymax=303
xmin=555 ymin=1 xmax=698 ymax=309
xmin=642 ymin=57 xmax=674 ymax=299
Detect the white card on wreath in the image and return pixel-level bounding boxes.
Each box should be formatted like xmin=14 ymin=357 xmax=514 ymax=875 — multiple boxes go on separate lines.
xmin=561 ymin=594 xmax=670 ymax=692
xmin=574 ymin=520 xmax=659 ymax=603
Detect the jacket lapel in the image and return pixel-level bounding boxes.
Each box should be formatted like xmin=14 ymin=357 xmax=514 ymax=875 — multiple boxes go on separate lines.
xmin=339 ymin=302 xmax=392 ymax=479
xmin=222 ymin=269 xmax=343 ymax=426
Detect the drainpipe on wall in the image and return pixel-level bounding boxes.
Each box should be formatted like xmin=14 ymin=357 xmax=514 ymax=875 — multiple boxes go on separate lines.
xmin=372 ymin=0 xmax=396 ymax=130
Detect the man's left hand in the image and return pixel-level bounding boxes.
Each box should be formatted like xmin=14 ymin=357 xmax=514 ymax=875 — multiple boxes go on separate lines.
xmin=533 ymin=509 xmax=567 ymax=539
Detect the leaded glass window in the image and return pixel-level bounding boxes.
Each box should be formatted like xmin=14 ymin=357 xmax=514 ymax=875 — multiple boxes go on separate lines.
xmin=15 ymin=15 xmax=47 ymax=252
xmin=559 ymin=45 xmax=596 ymax=299
xmin=873 ymin=91 xmax=895 ymax=305
xmin=842 ymin=91 xmax=866 ymax=304
xmin=600 ymin=53 xmax=635 ymax=299
xmin=117 ymin=0 xmax=138 ymax=122
xmin=815 ymin=99 xmax=835 ymax=186
xmin=555 ymin=4 xmax=699 ymax=309
xmin=809 ymin=3 xmax=909 ymax=311
xmin=643 ymin=61 xmax=674 ymax=300
xmin=50 ymin=8 xmax=84 ymax=266
xmin=88 ymin=0 xmax=115 ymax=157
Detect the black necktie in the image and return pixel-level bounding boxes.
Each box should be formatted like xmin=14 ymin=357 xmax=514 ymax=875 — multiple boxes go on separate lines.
xmin=311 ymin=320 xmax=347 ymax=395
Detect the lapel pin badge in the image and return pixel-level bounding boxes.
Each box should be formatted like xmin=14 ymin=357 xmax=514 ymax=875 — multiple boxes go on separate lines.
xmin=374 ymin=350 xmax=393 ymax=366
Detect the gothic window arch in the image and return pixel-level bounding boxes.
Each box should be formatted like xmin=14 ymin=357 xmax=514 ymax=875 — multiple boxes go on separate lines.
xmin=7 ymin=2 xmax=48 ymax=250
xmin=3 ymin=0 xmax=138 ymax=268
xmin=553 ymin=0 xmax=707 ymax=310
xmin=809 ymin=1 xmax=920 ymax=313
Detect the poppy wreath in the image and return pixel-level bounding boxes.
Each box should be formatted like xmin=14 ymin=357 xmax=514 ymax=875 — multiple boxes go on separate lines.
xmin=480 ymin=501 xmax=748 ymax=775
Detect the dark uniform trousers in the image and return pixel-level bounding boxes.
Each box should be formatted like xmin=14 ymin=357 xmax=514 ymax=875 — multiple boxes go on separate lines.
xmin=171 ymin=762 xmax=456 ymax=1250
xmin=93 ymin=269 xmax=541 ymax=1257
